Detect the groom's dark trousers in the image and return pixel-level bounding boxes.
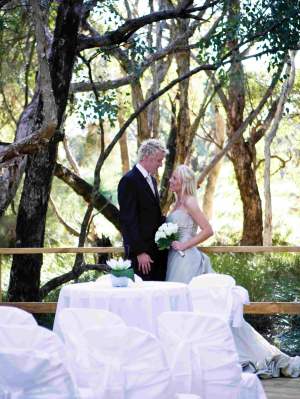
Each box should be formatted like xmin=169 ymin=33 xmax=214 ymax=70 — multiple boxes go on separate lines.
xmin=118 ymin=165 xmax=167 ymax=281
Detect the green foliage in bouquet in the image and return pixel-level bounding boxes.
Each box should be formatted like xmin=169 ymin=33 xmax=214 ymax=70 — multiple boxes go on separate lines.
xmin=155 ymin=223 xmax=179 ymax=251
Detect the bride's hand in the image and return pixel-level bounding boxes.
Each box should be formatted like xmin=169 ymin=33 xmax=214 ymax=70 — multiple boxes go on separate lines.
xmin=171 ymin=241 xmax=186 ymax=251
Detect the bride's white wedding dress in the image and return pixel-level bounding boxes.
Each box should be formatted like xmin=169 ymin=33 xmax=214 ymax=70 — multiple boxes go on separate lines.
xmin=166 ymin=209 xmax=300 ymax=378
xmin=166 ymin=209 xmax=213 ymax=282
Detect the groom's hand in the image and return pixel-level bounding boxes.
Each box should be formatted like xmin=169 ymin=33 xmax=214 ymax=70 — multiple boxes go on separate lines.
xmin=137 ymin=253 xmax=153 ymax=275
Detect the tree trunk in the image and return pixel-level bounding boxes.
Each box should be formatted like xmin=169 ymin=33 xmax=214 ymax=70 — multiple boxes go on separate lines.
xmin=131 ymin=81 xmax=150 ymax=144
xmin=202 ymin=106 xmax=225 ymax=220
xmin=8 ymin=0 xmax=83 ymax=301
xmin=146 ymin=12 xmax=171 ymax=138
xmin=117 ymin=108 xmax=130 ymax=174
xmin=263 ymin=51 xmax=295 ymax=245
xmin=160 ymin=98 xmax=177 ymax=213
xmin=174 ymin=19 xmax=191 ymax=165
xmin=0 ymin=92 xmax=39 ymax=217
xmin=230 ymin=140 xmax=263 ymax=245
xmin=226 ymin=0 xmax=263 ymax=245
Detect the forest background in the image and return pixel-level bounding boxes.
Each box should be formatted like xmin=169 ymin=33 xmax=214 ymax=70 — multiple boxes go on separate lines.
xmin=0 ymin=0 xmax=300 ymax=354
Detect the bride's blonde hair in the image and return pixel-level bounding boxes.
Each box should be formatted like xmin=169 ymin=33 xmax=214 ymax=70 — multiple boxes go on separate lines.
xmin=175 ymin=164 xmax=197 ymax=199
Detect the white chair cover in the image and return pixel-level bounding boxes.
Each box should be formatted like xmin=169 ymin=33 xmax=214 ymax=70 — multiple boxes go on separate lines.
xmin=54 ymin=308 xmax=126 ymax=395
xmin=0 ymin=388 xmax=9 ymax=399
xmin=189 ymin=274 xmax=249 ymax=327
xmin=239 ymin=373 xmax=267 ymax=399
xmin=82 ymin=325 xmax=174 ymax=399
xmin=190 ymin=273 xmax=236 ymax=287
xmin=0 ymin=325 xmax=79 ymax=398
xmin=54 ymin=307 xmax=125 ymax=343
xmin=158 ymin=311 xmax=242 ymax=399
xmin=54 ymin=281 xmax=191 ymax=336
xmin=0 ymin=306 xmax=37 ymax=326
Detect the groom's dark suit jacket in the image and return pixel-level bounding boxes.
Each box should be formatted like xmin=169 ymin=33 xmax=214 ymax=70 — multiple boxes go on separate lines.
xmin=117 ymin=165 xmax=167 ymax=281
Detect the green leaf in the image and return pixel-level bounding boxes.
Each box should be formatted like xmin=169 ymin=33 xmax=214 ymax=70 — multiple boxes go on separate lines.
xmin=110 ymin=268 xmax=134 ymax=281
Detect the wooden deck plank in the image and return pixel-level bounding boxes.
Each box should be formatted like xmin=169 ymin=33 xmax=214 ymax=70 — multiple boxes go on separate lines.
xmin=262 ymin=378 xmax=300 ymax=399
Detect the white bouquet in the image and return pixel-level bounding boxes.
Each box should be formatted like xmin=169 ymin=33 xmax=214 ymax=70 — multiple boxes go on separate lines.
xmin=107 ymin=258 xmax=134 ymax=286
xmin=155 ymin=222 xmax=184 ymax=257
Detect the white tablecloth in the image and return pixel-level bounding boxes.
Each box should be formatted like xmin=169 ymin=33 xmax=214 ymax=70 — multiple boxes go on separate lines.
xmin=54 ymin=281 xmax=192 ymax=335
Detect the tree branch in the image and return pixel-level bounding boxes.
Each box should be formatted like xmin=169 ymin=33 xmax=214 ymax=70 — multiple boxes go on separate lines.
xmin=197 ymin=65 xmax=284 ymax=186
xmin=249 ymin=100 xmax=278 ymax=145
xmin=256 ymin=153 xmax=293 ymax=172
xmin=71 ymin=43 xmax=199 ymax=93
xmin=0 ymin=0 xmax=11 ymax=9
xmin=54 ymin=163 xmax=121 ymax=231
xmin=71 ymin=2 xmax=222 ymax=94
xmin=39 ymin=262 xmax=110 ymax=299
xmin=49 ymin=195 xmax=94 ymax=241
xmin=63 ymin=135 xmax=81 ymax=175
xmin=0 ymin=123 xmax=56 ymax=167
xmin=77 ymin=0 xmax=219 ymax=51
xmin=205 ymin=70 xmax=229 ymax=113
xmin=30 ymin=0 xmax=57 ymax=125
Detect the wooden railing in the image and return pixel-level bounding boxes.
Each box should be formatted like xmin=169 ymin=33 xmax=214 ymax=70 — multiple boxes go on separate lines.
xmin=0 ymin=246 xmax=300 ymax=315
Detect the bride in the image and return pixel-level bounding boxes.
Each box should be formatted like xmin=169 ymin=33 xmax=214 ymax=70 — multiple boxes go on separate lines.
xmin=165 ymin=164 xmax=300 ymax=378
xmin=166 ymin=165 xmax=213 ymax=283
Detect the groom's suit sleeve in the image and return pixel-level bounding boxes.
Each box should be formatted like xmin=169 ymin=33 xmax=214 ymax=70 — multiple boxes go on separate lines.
xmin=118 ymin=175 xmax=148 ymax=256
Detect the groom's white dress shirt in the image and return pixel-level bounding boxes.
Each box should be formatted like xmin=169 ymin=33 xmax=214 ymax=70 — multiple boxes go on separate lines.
xmin=136 ymin=163 xmax=156 ymax=196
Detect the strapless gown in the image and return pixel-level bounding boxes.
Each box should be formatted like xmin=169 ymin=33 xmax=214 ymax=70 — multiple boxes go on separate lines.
xmin=165 ymin=209 xmax=300 ymax=378
xmin=166 ymin=209 xmax=213 ymax=283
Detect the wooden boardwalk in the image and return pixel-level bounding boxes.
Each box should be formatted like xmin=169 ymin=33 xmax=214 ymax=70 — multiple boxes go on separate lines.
xmin=262 ymin=378 xmax=300 ymax=398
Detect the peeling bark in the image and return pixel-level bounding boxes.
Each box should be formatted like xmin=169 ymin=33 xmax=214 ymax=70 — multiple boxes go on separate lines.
xmin=0 ymin=92 xmax=39 ymax=217
xmin=8 ymin=0 xmax=84 ymax=301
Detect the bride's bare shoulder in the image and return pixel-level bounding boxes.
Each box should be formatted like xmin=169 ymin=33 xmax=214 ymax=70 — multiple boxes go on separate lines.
xmin=184 ymin=195 xmax=198 ymax=209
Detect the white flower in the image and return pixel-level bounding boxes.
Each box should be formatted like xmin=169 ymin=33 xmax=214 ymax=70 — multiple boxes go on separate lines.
xmin=159 ymin=230 xmax=167 ymax=239
xmin=107 ymin=259 xmax=118 ymax=269
xmin=155 ymin=230 xmax=166 ymax=242
xmin=169 ymin=223 xmax=178 ymax=234
xmin=107 ymin=257 xmax=132 ymax=270
xmin=159 ymin=222 xmax=178 ymax=236
xmin=155 ymin=222 xmax=179 ymax=245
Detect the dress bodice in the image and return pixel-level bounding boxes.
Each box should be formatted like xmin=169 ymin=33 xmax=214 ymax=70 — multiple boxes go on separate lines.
xmin=167 ymin=209 xmax=197 ymax=242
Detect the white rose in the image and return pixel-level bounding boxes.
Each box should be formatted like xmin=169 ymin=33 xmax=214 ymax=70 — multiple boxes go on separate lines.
xmin=159 ymin=230 xmax=167 ymax=239
xmin=169 ymin=223 xmax=178 ymax=234
xmin=123 ymin=259 xmax=132 ymax=269
xmin=107 ymin=257 xmax=132 ymax=270
xmin=161 ymin=223 xmax=169 ymax=233
xmin=107 ymin=259 xmax=118 ymax=269
xmin=158 ymin=224 xmax=165 ymax=232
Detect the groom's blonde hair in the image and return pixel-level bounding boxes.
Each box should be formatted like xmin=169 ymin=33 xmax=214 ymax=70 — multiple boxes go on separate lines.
xmin=176 ymin=164 xmax=197 ymax=198
xmin=137 ymin=139 xmax=167 ymax=162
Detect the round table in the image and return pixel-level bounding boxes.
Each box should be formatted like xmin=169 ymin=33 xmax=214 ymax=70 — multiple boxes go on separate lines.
xmin=54 ymin=280 xmax=192 ymax=335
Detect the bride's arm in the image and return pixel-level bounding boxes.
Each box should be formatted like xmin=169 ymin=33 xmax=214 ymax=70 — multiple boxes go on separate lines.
xmin=172 ymin=196 xmax=213 ymax=251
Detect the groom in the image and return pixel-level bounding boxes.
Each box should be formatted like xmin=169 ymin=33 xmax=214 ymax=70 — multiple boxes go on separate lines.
xmin=118 ymin=139 xmax=168 ymax=281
